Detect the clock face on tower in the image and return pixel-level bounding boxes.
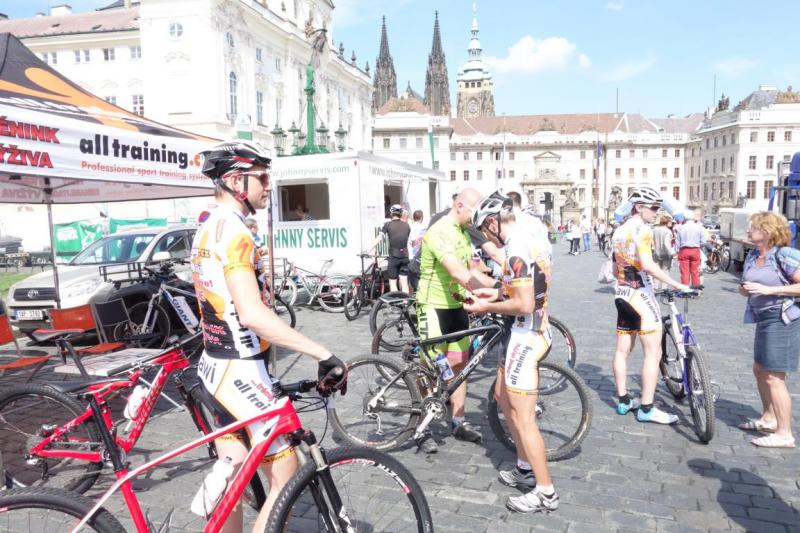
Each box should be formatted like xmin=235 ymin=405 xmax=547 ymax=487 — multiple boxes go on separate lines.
xmin=467 ymin=98 xmax=479 ymax=117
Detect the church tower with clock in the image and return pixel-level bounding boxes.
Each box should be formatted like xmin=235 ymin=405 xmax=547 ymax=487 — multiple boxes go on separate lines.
xmin=456 ymin=2 xmax=494 ymax=118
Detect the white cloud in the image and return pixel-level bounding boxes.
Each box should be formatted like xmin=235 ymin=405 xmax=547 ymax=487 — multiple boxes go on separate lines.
xmin=604 ymin=1 xmax=624 ymax=10
xmin=714 ymin=57 xmax=756 ymax=75
xmin=604 ymin=55 xmax=656 ymax=81
xmin=486 ymin=35 xmax=590 ymax=74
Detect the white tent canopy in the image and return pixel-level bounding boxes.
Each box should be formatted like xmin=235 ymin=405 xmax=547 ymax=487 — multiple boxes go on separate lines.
xmin=0 ymin=32 xmax=215 ymax=305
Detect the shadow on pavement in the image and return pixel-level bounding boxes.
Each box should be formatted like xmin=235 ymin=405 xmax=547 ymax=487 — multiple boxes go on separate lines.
xmin=687 ymin=459 xmax=800 ymax=531
xmin=713 ymin=397 xmax=762 ymax=429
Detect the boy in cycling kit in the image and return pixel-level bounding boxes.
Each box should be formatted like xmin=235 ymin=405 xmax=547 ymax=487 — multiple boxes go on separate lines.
xmin=612 ymin=186 xmax=689 ymax=424
xmin=191 ymin=141 xmax=347 ymax=532
xmin=416 ymin=188 xmax=493 ymax=453
xmin=368 ymin=204 xmax=411 ymax=292
xmin=464 ymin=192 xmax=559 ymax=515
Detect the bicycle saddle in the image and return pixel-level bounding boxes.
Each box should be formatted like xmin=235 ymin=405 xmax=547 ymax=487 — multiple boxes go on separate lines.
xmin=29 ymin=328 xmax=85 ymax=344
xmin=45 ymin=376 xmax=130 ymax=394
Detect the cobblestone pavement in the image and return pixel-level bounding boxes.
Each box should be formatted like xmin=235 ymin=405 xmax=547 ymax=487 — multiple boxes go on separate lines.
xmin=4 ymin=241 xmax=799 ymax=532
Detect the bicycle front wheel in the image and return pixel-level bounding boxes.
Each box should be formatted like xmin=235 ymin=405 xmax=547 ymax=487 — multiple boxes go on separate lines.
xmin=275 ymin=275 xmax=298 ymax=307
xmin=273 ymin=295 xmax=296 ymax=329
xmin=343 ymin=277 xmax=364 ymax=321
xmin=372 ymin=315 xmax=417 ymax=354
xmin=0 ymin=385 xmax=103 ymax=494
xmin=369 ymin=291 xmax=414 ymax=336
xmin=720 ymin=248 xmax=732 ymax=272
xmin=0 ymin=487 xmax=125 ymax=533
xmin=266 ymin=446 xmax=433 ymax=533
xmin=548 ymin=316 xmax=577 ymax=369
xmin=705 ymin=251 xmax=720 ymax=274
xmin=687 ymin=346 xmax=715 ymax=443
xmin=317 ymin=275 xmax=351 ymax=313
xmin=486 ymin=360 xmax=593 ymax=461
xmin=127 ymin=301 xmax=171 ymax=348
xmin=660 ymin=328 xmax=686 ymax=400
xmin=329 ymin=356 xmax=421 ymax=451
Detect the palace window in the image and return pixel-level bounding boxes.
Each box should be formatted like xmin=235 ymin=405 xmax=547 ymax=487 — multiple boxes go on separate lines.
xmin=749 ymin=155 xmax=757 ymax=170
xmin=767 ymin=131 xmax=775 ymax=142
xmin=747 ymin=180 xmax=756 ymax=199
xmin=103 ymin=48 xmax=115 ymax=61
xmin=764 ymin=180 xmax=773 ymax=199
xmin=767 ymin=155 xmax=774 ymax=169
xmin=169 ymin=22 xmax=183 ymax=39
xmin=750 ymin=131 xmax=758 ymax=142
xmin=132 ymin=94 xmax=144 ymax=116
xmin=130 ymin=46 xmax=141 ymax=60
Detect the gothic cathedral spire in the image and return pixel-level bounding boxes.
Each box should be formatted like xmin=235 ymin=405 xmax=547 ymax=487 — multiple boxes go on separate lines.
xmin=424 ymin=11 xmax=451 ymax=116
xmin=373 ymin=16 xmax=398 ymax=112
xmin=456 ymin=2 xmax=494 ymax=118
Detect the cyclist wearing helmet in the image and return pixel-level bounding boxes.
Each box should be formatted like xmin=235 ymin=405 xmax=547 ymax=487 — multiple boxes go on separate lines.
xmin=464 ymin=191 xmax=559 ymax=515
xmin=612 ymin=186 xmax=689 ymax=424
xmin=416 ymin=188 xmax=493 ymax=452
xmin=191 ymin=140 xmax=347 ymax=532
xmin=368 ymin=203 xmax=411 ymax=292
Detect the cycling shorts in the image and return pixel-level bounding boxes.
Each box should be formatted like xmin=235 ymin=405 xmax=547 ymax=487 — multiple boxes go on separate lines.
xmin=386 ymin=256 xmax=409 ymax=279
xmin=196 ymin=351 xmax=293 ymax=464
xmin=417 ymin=305 xmax=470 ymax=365
xmin=499 ymin=326 xmax=552 ymax=395
xmin=614 ymin=285 xmax=661 ymax=335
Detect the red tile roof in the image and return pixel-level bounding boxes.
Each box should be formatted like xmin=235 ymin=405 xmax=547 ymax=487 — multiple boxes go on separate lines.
xmin=0 ymin=7 xmax=139 ymax=39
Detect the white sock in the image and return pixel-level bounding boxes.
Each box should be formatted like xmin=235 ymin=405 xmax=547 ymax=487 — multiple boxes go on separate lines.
xmin=534 ymin=484 xmax=555 ymax=496
xmin=516 ymin=459 xmax=532 ymax=471
xmin=452 ymin=416 xmax=465 ymax=426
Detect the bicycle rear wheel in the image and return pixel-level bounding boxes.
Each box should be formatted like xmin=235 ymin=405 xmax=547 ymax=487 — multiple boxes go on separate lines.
xmin=127 ymin=301 xmax=171 ymax=348
xmin=329 ymin=356 xmax=421 ymax=451
xmin=275 ymin=275 xmax=298 ymax=307
xmin=0 ymin=487 xmax=125 ymax=533
xmin=705 ymin=251 xmax=720 ymax=274
xmin=266 ymin=446 xmax=433 ymax=533
xmin=486 ymin=360 xmax=593 ymax=461
xmin=343 ymin=277 xmax=364 ymax=321
xmin=660 ymin=328 xmax=686 ymax=400
xmin=0 ymin=385 xmax=103 ymax=494
xmin=720 ymin=248 xmax=731 ymax=272
xmin=369 ymin=291 xmax=414 ymax=336
xmin=317 ymin=275 xmax=350 ymax=313
xmin=372 ymin=315 xmax=418 ymax=354
xmin=687 ymin=346 xmax=715 ymax=443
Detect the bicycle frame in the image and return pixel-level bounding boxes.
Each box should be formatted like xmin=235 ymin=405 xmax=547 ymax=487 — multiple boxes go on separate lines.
xmin=141 ymin=281 xmax=200 ymax=333
xmin=72 ymin=397 xmax=304 ymax=532
xmin=27 ymin=349 xmax=206 ymax=466
xmin=286 ymin=260 xmax=335 ymax=303
xmin=663 ymin=294 xmax=700 ymax=394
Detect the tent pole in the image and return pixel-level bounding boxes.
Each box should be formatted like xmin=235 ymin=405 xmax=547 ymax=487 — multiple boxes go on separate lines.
xmin=44 ymin=180 xmax=61 ymax=309
xmin=267 ymin=190 xmax=275 ymax=306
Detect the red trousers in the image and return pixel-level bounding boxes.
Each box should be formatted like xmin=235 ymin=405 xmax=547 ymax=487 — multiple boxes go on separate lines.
xmin=678 ymin=247 xmax=701 ymax=287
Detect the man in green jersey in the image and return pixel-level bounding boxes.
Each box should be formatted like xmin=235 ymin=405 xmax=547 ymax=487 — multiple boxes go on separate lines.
xmin=416 ymin=188 xmax=493 ymax=453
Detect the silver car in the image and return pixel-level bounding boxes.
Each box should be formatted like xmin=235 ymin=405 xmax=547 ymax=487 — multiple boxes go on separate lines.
xmin=7 ymin=225 xmax=196 ymax=336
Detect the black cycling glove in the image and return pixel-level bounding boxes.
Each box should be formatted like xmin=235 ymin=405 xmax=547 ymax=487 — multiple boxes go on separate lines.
xmin=317 ymin=354 xmax=347 ymax=395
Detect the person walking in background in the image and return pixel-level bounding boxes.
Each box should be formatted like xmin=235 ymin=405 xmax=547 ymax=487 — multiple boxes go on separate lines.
xmin=567 ymin=219 xmax=580 ymax=255
xmin=675 ymin=210 xmax=705 ymax=288
xmin=738 ymin=212 xmax=800 ymax=448
xmin=580 ymin=215 xmax=592 ymax=252
xmin=368 ymin=204 xmax=411 ymax=293
xmin=408 ymin=210 xmax=425 ymax=259
xmin=596 ymin=219 xmax=608 ymax=254
xmin=652 ymin=214 xmax=675 ymax=290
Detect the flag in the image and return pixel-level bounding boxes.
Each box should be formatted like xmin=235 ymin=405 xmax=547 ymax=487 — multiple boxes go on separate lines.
xmin=594 ymin=140 xmax=603 ymax=171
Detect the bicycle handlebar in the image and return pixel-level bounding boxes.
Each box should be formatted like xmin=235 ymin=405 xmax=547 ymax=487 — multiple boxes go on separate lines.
xmin=655 ymin=288 xmax=700 ymax=299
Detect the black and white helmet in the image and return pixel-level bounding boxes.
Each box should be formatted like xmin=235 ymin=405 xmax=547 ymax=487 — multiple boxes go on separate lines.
xmin=390 ymin=204 xmax=404 ymax=216
xmin=473 ymin=191 xmax=513 ymax=228
xmin=200 ymin=140 xmax=271 ymax=180
xmin=627 ymin=186 xmax=663 ymax=206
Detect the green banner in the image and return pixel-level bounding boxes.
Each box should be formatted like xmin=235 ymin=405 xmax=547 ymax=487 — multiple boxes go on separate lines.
xmin=109 ymin=218 xmax=168 ymax=233
xmin=54 ymin=221 xmax=104 ymax=260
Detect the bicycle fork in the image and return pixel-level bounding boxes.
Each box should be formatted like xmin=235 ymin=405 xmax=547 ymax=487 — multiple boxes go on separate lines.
xmin=291 ymin=430 xmax=355 ymax=533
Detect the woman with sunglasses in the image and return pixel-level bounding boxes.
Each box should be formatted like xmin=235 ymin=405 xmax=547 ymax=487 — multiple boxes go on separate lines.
xmin=611 ymin=186 xmax=690 ymax=424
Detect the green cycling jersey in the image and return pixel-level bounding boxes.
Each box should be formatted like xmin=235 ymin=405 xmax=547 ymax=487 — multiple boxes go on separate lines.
xmin=417 ymin=216 xmax=472 ymax=308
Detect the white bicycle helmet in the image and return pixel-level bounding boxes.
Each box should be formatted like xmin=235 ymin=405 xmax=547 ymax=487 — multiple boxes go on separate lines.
xmin=473 ymin=191 xmax=513 ymax=228
xmin=627 ymin=186 xmax=663 ymax=206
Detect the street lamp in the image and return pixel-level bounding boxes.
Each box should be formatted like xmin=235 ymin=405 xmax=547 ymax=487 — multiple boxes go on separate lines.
xmin=335 ymin=123 xmax=348 ymax=152
xmin=316 ymin=122 xmax=329 ymax=150
xmin=270 ymin=124 xmax=286 ymax=156
xmin=288 ymin=121 xmax=301 ymax=151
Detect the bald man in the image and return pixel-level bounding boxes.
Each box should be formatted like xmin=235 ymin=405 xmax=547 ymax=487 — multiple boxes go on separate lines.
xmin=416 ymin=188 xmax=494 ymax=453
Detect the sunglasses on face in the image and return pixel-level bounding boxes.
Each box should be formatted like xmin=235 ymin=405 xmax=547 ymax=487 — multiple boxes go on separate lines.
xmin=240 ymin=171 xmax=270 ymax=187
xmin=645 ymin=204 xmax=661 ymax=211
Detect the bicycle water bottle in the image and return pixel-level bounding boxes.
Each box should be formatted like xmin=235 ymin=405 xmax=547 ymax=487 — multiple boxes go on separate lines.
xmin=123 ymin=385 xmax=149 ymax=420
xmin=434 ymin=353 xmax=454 ymax=380
xmin=190 ymin=456 xmax=235 ymax=517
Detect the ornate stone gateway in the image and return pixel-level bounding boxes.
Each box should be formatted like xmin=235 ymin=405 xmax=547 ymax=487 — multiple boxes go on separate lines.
xmin=520 ymin=151 xmax=576 ymax=226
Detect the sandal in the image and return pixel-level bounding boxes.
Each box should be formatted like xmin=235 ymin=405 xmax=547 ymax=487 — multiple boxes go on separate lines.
xmin=737 ymin=419 xmax=777 ymax=432
xmin=751 ymin=434 xmax=796 ymax=448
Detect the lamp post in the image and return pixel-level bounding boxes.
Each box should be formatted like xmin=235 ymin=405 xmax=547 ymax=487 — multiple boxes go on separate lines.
xmin=335 ymin=123 xmax=347 ymax=151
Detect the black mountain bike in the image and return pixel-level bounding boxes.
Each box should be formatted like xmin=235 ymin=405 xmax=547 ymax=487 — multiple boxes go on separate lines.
xmin=343 ymin=254 xmax=388 ymax=321
xmin=331 ymin=315 xmax=592 ymax=460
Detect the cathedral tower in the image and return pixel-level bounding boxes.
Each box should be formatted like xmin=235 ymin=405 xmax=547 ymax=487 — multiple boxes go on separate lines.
xmin=424 ymin=12 xmax=451 ymax=116
xmin=456 ymin=2 xmax=494 ymax=118
xmin=372 ymin=16 xmax=398 ymax=112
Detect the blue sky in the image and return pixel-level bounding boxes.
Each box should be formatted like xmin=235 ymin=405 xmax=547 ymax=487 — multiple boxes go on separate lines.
xmin=4 ymin=0 xmax=799 ymax=118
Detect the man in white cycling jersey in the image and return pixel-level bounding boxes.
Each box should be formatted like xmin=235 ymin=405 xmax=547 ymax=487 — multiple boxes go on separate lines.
xmin=191 ymin=141 xmax=347 ymax=532
xmin=464 ymin=192 xmax=559 ymax=515
xmin=612 ymin=186 xmax=689 ymax=424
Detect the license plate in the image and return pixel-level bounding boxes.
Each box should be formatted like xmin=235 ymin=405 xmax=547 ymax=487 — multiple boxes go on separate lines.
xmin=16 ymin=309 xmax=44 ymax=320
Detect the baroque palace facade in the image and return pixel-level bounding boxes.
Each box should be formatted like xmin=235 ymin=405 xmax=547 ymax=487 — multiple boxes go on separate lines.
xmin=370 ymin=4 xmax=800 ymax=224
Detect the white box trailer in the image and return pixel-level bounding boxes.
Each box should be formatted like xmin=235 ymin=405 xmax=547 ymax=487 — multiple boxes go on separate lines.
xmin=719 ymin=207 xmax=755 ymax=268
xmin=257 ymin=151 xmax=449 ymax=275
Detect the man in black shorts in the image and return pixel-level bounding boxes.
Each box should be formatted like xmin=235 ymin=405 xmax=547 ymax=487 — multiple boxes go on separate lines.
xmin=369 ymin=204 xmax=411 ymax=292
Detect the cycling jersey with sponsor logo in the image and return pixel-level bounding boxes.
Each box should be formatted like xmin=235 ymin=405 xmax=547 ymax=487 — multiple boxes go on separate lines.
xmin=612 ymin=217 xmax=654 ymax=290
xmin=501 ymin=226 xmax=551 ymax=332
xmin=190 ymin=204 xmax=270 ymax=359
